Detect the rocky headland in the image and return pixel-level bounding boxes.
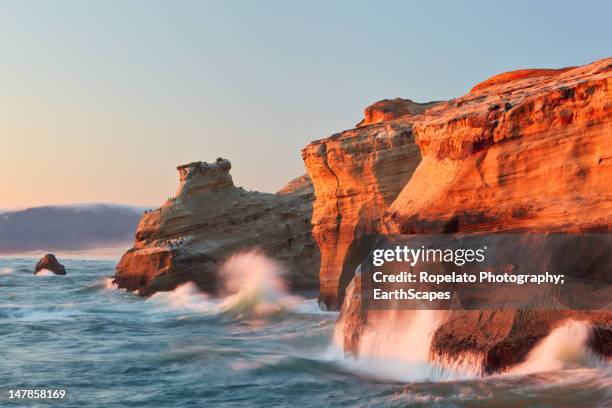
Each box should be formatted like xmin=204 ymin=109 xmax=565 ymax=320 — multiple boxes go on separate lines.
xmin=301 ymin=99 xmax=440 ymax=309
xmin=115 ymin=57 xmax=611 ymax=373
xmin=114 ymin=159 xmax=319 ymax=295
xmin=328 ymin=57 xmax=611 ymax=373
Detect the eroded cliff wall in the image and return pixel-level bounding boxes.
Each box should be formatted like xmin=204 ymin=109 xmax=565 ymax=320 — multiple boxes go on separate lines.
xmin=384 ymin=60 xmax=611 ymax=234
xmin=302 ymin=121 xmax=422 ymax=309
xmin=333 ymin=57 xmax=612 ymax=372
xmin=114 ymin=159 xmax=320 ymax=295
xmin=301 ymin=98 xmax=445 ymax=309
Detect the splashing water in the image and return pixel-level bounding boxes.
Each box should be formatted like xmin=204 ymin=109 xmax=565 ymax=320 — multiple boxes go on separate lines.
xmin=358 ymin=310 xmax=442 ymax=362
xmin=337 ymin=312 xmax=606 ymax=382
xmin=331 ymin=309 xmax=478 ymax=382
xmin=34 ymin=269 xmax=57 ymax=276
xmin=149 ymin=282 xmax=215 ymax=313
xmin=148 ymin=250 xmax=301 ymax=319
xmin=118 ymin=254 xmax=610 ymax=388
xmin=103 ymin=278 xmax=118 ymax=290
xmin=331 ymin=276 xmax=481 ymax=381
xmin=2 ymin=258 xmax=611 ymax=407
xmin=218 ymin=249 xmax=300 ymax=318
xmin=510 ymin=320 xmax=603 ymax=374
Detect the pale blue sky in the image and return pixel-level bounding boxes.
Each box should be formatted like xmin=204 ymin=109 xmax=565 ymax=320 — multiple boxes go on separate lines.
xmin=1 ymin=0 xmax=610 ymax=208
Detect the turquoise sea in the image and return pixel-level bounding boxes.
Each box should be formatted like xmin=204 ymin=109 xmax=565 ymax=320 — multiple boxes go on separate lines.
xmin=0 ymin=258 xmax=610 ymax=407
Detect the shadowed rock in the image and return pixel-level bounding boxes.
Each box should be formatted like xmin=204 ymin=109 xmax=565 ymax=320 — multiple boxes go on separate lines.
xmin=34 ymin=254 xmax=67 ymax=275
xmin=114 ymin=159 xmax=320 ymax=296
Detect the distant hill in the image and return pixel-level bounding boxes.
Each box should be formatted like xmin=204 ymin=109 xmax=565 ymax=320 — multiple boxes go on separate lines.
xmin=0 ymin=204 xmax=143 ymax=254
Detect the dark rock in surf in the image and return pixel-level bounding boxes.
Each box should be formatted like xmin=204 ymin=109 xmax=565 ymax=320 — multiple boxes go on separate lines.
xmin=34 ymin=254 xmax=67 ymax=275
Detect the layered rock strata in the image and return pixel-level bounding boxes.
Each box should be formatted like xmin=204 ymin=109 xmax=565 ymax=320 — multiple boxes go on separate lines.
xmin=356 ymin=98 xmax=440 ymax=127
xmin=114 ymin=159 xmax=319 ymax=295
xmin=302 ymin=120 xmax=426 ymax=309
xmin=384 ymin=60 xmax=611 ymax=234
xmin=330 ymin=57 xmax=612 ymax=372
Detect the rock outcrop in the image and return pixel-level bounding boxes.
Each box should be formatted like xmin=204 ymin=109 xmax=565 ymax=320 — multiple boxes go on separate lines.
xmin=356 ymin=98 xmax=439 ymax=127
xmin=302 ymin=121 xmax=422 ymax=309
xmin=329 ymin=57 xmax=612 ymax=372
xmin=34 ymin=254 xmax=67 ymax=275
xmin=301 ymin=98 xmax=441 ymax=309
xmin=114 ymin=159 xmax=319 ymax=296
xmin=384 ymin=59 xmax=611 ymax=234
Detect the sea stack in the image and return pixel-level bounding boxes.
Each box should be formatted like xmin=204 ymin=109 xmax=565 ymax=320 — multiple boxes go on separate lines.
xmin=34 ymin=254 xmax=67 ymax=275
xmin=114 ymin=158 xmax=320 ymax=296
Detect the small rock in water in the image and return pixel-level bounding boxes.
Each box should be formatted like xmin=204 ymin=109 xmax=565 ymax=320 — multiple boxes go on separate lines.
xmin=34 ymin=254 xmax=67 ymax=275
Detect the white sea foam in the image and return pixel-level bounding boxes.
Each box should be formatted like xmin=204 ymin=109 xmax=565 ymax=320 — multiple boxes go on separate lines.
xmin=34 ymin=269 xmax=56 ymax=276
xmin=217 ymin=249 xmax=302 ymax=318
xmin=148 ymin=250 xmax=311 ymax=319
xmin=329 ymin=309 xmax=476 ymax=382
xmin=0 ymin=267 xmax=13 ymax=275
xmin=149 ymin=281 xmax=216 ymax=313
xmin=104 ymin=278 xmax=118 ymax=290
xmin=15 ymin=307 xmax=81 ymax=322
xmin=332 ymin=314 xmax=608 ymax=383
xmin=327 ymin=274 xmax=475 ymax=382
xmin=510 ymin=320 xmax=604 ymax=374
xmin=290 ymin=298 xmax=338 ymax=315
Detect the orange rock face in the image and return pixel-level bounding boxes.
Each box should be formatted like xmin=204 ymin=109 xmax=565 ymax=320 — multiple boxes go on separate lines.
xmin=357 ymin=98 xmax=439 ymax=127
xmin=332 ymin=57 xmax=612 ymax=372
xmin=302 ymin=97 xmax=441 ymax=309
xmin=384 ymin=58 xmax=611 ymax=234
xmin=469 ymin=67 xmax=574 ymax=93
xmin=114 ymin=159 xmax=320 ymax=295
xmin=302 ymin=121 xmax=423 ymax=309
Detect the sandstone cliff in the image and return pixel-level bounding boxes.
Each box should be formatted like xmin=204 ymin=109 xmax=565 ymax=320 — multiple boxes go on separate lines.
xmin=325 ymin=57 xmax=611 ymax=372
xmin=384 ymin=60 xmax=611 ymax=234
xmin=356 ymin=98 xmax=440 ymax=127
xmin=114 ymin=159 xmax=319 ymax=295
xmin=302 ymin=120 xmax=424 ymax=309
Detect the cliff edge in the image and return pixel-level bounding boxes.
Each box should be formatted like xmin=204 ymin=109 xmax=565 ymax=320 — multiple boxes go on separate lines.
xmin=331 ymin=57 xmax=611 ymax=373
xmin=302 ymin=99 xmax=441 ymax=308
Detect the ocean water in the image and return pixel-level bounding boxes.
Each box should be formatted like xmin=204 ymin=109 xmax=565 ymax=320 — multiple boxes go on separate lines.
xmin=0 ymin=257 xmax=610 ymax=408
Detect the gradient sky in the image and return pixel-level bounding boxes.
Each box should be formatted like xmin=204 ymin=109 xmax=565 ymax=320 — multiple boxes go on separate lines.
xmin=2 ymin=0 xmax=610 ymax=208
